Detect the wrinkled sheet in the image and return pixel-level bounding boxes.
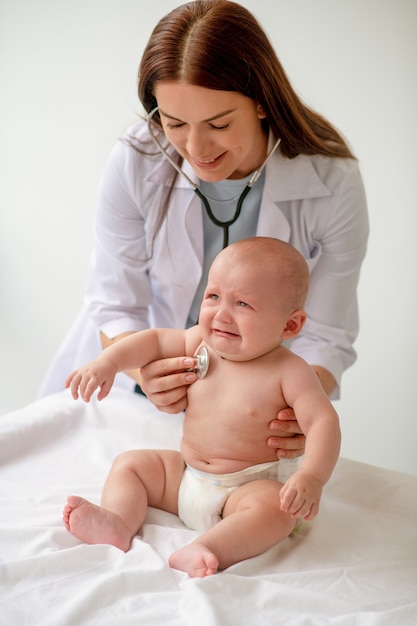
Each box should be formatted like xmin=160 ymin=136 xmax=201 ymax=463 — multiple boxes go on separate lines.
xmin=1 ymin=389 xmax=416 ymax=625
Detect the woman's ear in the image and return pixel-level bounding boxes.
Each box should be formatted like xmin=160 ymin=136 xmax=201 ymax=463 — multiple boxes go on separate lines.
xmin=282 ymin=309 xmax=307 ymax=339
xmin=256 ymin=104 xmax=267 ymax=119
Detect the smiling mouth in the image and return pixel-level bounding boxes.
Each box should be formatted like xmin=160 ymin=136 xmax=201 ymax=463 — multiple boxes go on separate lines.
xmin=193 ymin=153 xmax=225 ymax=168
xmin=196 ymin=157 xmax=216 ymax=164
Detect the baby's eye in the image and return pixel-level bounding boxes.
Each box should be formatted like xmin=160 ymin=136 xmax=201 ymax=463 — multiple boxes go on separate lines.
xmin=238 ymin=301 xmax=249 ymax=307
xmin=208 ymin=293 xmax=219 ymax=301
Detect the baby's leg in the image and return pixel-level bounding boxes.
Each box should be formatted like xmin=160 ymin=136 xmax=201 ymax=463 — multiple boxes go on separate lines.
xmin=169 ymin=479 xmax=295 ymax=576
xmin=63 ymin=449 xmax=184 ymax=551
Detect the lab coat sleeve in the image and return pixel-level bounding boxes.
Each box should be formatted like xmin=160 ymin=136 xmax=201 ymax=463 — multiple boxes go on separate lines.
xmin=289 ymin=161 xmax=369 ymax=397
xmin=84 ymin=139 xmax=154 ymax=338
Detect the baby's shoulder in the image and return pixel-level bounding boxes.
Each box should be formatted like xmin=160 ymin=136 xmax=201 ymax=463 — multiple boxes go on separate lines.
xmin=276 ymin=346 xmax=314 ymax=376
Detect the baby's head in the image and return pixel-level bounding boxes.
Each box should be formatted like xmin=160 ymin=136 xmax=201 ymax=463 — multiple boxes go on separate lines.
xmin=213 ymin=237 xmax=309 ymax=312
xmin=199 ymin=237 xmax=310 ymax=361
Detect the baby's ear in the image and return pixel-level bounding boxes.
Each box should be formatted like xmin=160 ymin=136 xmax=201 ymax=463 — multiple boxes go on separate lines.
xmin=282 ymin=309 xmax=307 ymax=339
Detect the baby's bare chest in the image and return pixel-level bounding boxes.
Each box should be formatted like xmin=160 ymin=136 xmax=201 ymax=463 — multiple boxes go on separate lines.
xmin=188 ymin=360 xmax=286 ymax=424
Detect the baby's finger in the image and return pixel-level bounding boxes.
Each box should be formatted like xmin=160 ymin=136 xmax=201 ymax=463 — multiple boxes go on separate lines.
xmin=65 ymin=371 xmax=78 ymax=396
xmin=304 ymin=502 xmax=319 ymax=521
xmin=76 ymin=373 xmax=92 ymax=401
xmin=291 ymin=499 xmax=309 ymax=518
xmin=97 ymin=379 xmax=112 ymax=401
xmin=80 ymin=376 xmax=100 ymax=402
xmin=68 ymin=373 xmax=82 ymax=400
xmin=279 ymin=484 xmax=296 ymax=513
xmin=281 ymin=488 xmax=307 ymax=516
xmin=64 ymin=371 xmax=74 ymax=389
xmin=288 ymin=497 xmax=317 ymax=520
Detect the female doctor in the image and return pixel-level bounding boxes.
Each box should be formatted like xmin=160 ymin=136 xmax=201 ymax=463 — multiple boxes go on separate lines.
xmin=40 ymin=0 xmax=368 ymax=459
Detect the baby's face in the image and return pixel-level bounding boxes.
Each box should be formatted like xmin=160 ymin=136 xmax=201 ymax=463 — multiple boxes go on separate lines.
xmin=198 ymin=257 xmax=291 ymax=361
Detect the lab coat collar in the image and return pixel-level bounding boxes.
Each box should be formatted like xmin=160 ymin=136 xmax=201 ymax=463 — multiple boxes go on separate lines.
xmin=264 ymin=134 xmax=331 ymax=202
xmin=258 ymin=136 xmax=331 ymax=242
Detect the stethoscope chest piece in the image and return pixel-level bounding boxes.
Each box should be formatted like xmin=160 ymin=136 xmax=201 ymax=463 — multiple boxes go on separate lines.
xmin=193 ymin=345 xmax=209 ymax=379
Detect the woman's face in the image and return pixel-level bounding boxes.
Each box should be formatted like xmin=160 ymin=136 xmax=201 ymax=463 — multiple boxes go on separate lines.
xmin=154 ymin=82 xmax=268 ymax=181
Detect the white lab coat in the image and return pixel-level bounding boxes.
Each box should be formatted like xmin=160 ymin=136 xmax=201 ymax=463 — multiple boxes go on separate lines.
xmin=39 ymin=122 xmax=369 ymax=398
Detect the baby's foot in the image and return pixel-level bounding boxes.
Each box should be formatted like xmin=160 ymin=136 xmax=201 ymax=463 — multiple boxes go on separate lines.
xmin=62 ymin=495 xmax=132 ymax=551
xmin=169 ymin=542 xmax=219 ymax=578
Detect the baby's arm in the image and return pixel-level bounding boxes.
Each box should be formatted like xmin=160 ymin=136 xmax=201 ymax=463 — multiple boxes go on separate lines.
xmin=66 ymin=326 xmax=200 ymax=402
xmin=279 ymin=357 xmax=341 ymax=520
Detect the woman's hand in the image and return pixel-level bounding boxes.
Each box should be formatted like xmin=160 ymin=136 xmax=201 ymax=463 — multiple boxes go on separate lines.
xmin=101 ymin=332 xmax=197 ymax=414
xmin=139 ymin=356 xmax=198 ymax=413
xmin=268 ymin=408 xmax=306 ymax=459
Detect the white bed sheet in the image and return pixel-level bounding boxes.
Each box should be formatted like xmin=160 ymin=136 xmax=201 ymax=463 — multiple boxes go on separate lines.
xmin=1 ymin=389 xmax=416 ymax=626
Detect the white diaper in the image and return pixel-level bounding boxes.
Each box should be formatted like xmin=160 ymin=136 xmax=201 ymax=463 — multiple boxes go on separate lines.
xmin=178 ymin=460 xmax=296 ymax=532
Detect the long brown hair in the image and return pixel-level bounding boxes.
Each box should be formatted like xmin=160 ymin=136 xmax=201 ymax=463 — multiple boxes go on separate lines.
xmin=138 ymin=0 xmax=355 ymax=160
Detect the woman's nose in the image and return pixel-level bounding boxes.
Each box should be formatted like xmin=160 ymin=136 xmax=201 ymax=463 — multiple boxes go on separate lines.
xmin=185 ymin=129 xmax=210 ymax=159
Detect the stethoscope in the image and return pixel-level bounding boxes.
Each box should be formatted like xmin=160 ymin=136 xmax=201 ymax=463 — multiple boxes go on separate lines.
xmin=147 ymin=106 xmax=281 ymax=249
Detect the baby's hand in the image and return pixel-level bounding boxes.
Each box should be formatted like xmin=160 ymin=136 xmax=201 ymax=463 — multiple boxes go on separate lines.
xmin=65 ymin=359 xmax=116 ymax=402
xmin=279 ymin=471 xmax=323 ymax=520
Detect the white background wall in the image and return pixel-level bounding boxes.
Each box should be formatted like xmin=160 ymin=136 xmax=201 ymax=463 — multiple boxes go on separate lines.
xmin=1 ymin=0 xmax=416 ymax=476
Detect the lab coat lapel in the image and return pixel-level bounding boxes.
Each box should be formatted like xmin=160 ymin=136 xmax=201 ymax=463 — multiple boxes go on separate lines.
xmin=146 ymin=156 xmax=203 ymax=270
xmin=256 ymin=190 xmax=291 ymax=241
xmin=257 ymin=145 xmax=330 ymax=241
xmin=147 ymin=158 xmax=204 ymax=327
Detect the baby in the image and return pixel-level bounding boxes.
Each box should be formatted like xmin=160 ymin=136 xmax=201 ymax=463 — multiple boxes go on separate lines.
xmin=63 ymin=237 xmax=341 ymax=577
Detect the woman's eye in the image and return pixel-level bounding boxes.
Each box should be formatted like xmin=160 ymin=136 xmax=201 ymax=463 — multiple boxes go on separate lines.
xmin=210 ymin=123 xmax=230 ymax=131
xmin=166 ymin=122 xmax=185 ymax=129
xmin=165 ymin=122 xmax=230 ymax=131
xmin=238 ymin=301 xmax=249 ymax=307
xmin=208 ymin=294 xmax=219 ymax=300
